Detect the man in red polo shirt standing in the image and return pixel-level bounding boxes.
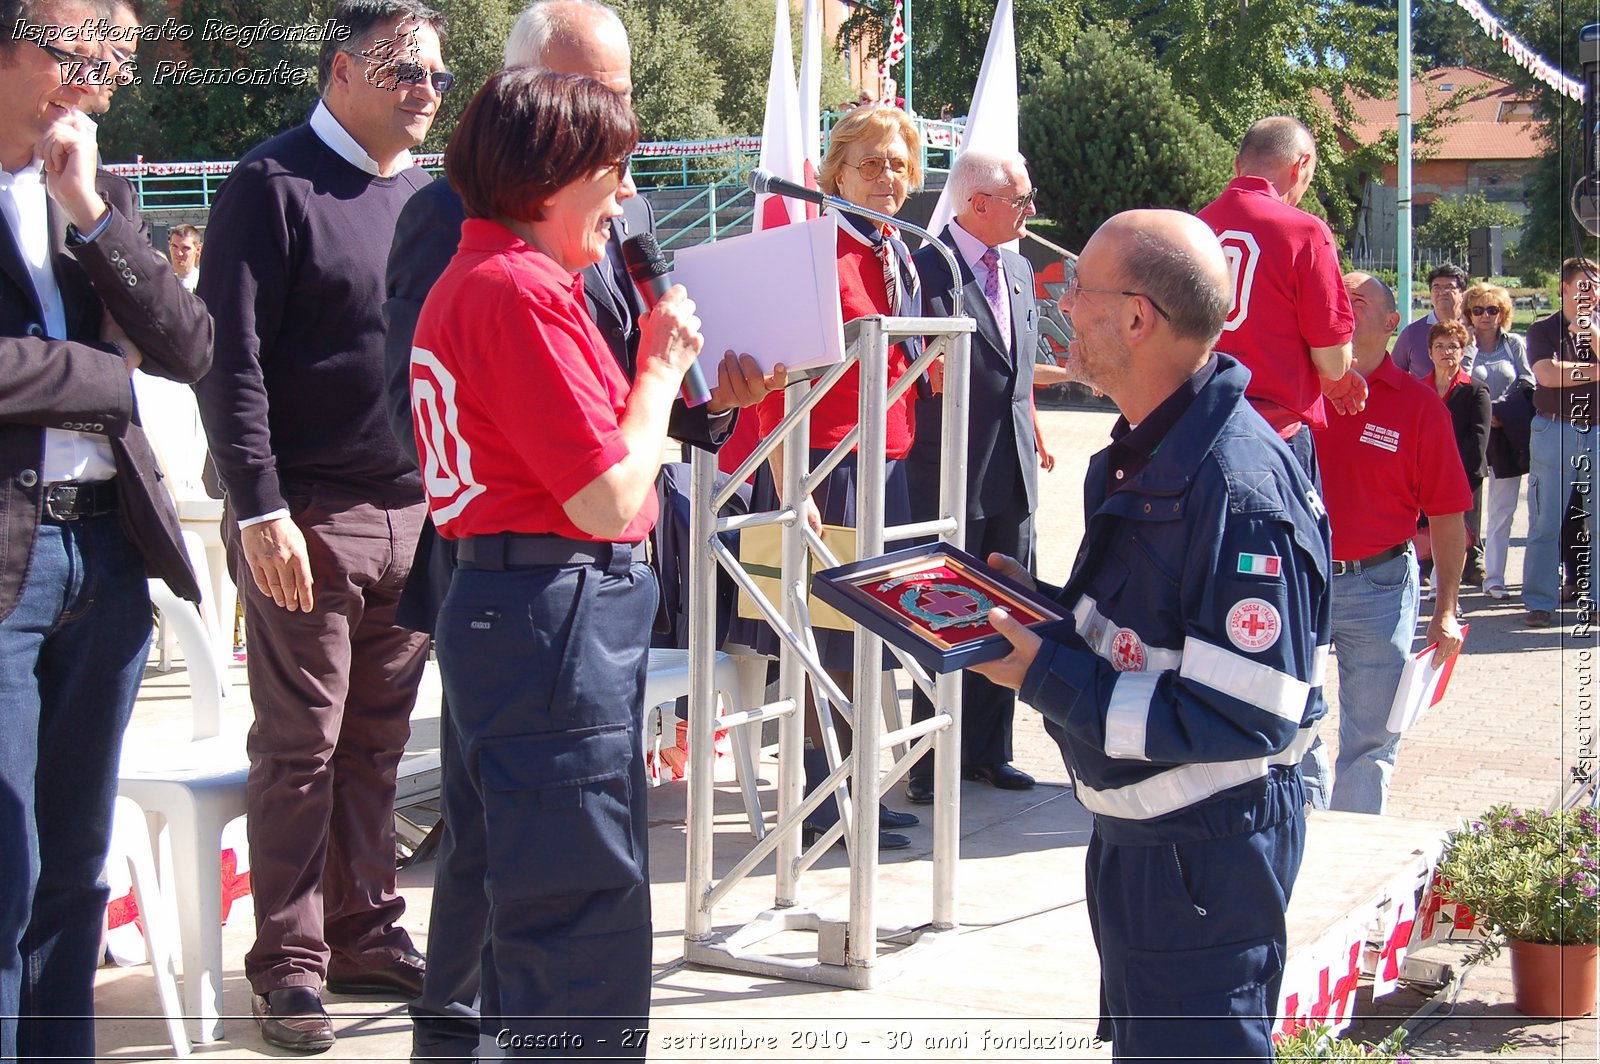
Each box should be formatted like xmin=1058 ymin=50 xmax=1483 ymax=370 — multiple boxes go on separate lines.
xmin=1311 ymin=271 xmax=1469 ymax=813
xmin=1198 ymin=116 xmax=1364 ymax=480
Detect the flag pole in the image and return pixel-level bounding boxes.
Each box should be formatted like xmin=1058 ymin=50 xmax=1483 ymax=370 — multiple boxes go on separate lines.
xmin=903 ymin=0 xmax=912 ymax=115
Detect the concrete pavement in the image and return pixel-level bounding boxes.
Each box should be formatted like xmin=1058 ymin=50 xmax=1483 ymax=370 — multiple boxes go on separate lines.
xmin=94 ymin=404 xmax=1597 ymax=1060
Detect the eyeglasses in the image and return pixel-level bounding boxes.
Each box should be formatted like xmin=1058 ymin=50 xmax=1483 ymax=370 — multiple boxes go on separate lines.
xmin=974 ymin=188 xmax=1038 ymax=212
xmin=1061 ymin=277 xmax=1172 ymax=322
xmin=1431 ymin=342 xmax=1465 ymax=352
xmin=1429 ymin=285 xmax=1463 ymax=297
xmin=35 ymin=40 xmax=134 ymax=85
xmin=355 ymin=52 xmax=456 ymax=94
xmin=843 ymin=156 xmax=909 ymax=181
xmin=1469 ymin=305 xmax=1500 ymax=316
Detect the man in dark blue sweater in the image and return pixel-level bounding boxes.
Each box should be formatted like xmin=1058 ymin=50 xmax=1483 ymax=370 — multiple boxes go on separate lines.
xmin=193 ymin=0 xmax=452 ymax=1051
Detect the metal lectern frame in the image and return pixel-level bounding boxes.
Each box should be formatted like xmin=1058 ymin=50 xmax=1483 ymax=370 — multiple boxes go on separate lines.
xmin=682 ymin=312 xmax=977 ymax=988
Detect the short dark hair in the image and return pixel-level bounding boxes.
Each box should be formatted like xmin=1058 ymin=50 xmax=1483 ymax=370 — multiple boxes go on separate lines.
xmin=319 ymin=0 xmax=448 ymax=95
xmin=1 ymin=0 xmax=94 ymax=52
xmin=1119 ymin=227 xmax=1231 ymax=343
xmin=168 ymin=223 xmax=202 ymax=244
xmin=445 ymin=68 xmax=636 ymax=224
xmin=1426 ymin=263 xmax=1469 ymax=290
xmin=1562 ymin=257 xmax=1599 ymax=287
xmin=1428 ymin=319 xmax=1470 ymax=351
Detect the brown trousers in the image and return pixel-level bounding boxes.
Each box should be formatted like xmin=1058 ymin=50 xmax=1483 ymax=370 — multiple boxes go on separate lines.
xmin=225 ymin=489 xmax=430 ymax=993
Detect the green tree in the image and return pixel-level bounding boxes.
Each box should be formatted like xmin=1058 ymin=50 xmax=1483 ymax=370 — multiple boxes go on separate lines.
xmin=1416 ymin=191 xmax=1518 ymax=261
xmin=1019 ymin=26 xmax=1232 ymax=252
xmin=1083 ymin=0 xmax=1395 ymax=144
xmin=837 ymin=0 xmax=1077 ymax=116
xmin=98 ymin=0 xmax=518 ymax=161
xmin=621 ymin=0 xmax=852 ymax=138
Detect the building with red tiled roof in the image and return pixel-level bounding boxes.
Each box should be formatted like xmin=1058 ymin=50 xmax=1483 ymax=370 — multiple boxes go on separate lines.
xmin=1316 ymin=66 xmax=1545 ymax=259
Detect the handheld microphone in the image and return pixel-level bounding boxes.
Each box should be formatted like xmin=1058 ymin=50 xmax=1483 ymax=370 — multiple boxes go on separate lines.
xmin=621 ymin=233 xmax=712 ymax=408
xmin=748 ymin=167 xmax=827 ymax=206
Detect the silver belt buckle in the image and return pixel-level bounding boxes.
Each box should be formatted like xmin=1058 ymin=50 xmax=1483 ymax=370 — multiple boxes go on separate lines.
xmin=44 ymin=484 xmax=82 ymax=522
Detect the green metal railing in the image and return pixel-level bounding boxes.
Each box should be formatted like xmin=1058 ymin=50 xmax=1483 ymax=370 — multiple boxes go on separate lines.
xmin=113 ymin=119 xmax=959 ymax=245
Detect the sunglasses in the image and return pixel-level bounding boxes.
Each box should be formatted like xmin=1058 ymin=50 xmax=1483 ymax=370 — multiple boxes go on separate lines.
xmin=1470 ymin=306 xmax=1500 ymax=316
xmin=35 ymin=39 xmax=134 ymax=85
xmin=844 ymin=156 xmax=909 ymax=181
xmin=975 ymin=188 xmax=1039 ymax=212
xmin=356 ymin=52 xmax=455 ymax=94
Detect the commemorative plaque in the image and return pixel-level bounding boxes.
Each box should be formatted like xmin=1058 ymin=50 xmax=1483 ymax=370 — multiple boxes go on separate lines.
xmin=811 ymin=544 xmax=1066 ymax=674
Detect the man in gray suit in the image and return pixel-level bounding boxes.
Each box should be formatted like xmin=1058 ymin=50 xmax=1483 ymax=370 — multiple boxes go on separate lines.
xmin=905 ymin=149 xmax=1041 ymax=801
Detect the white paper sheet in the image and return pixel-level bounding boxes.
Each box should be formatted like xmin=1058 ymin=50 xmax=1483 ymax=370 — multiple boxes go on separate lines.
xmin=670 ymin=215 xmax=845 ymax=377
xmin=1384 ymin=625 xmax=1467 ymax=732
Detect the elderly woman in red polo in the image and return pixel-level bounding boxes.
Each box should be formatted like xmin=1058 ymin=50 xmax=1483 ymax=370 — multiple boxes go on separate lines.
xmin=409 ymin=69 xmax=701 ymax=1055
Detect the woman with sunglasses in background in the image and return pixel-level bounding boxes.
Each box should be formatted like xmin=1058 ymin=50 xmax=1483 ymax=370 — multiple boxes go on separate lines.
xmin=1463 ymin=282 xmax=1533 ymax=598
xmin=749 ymin=104 xmax=927 ymax=850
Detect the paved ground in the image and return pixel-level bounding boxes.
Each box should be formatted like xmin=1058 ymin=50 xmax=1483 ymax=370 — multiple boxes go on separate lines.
xmin=96 ymin=404 xmax=1598 ymax=1060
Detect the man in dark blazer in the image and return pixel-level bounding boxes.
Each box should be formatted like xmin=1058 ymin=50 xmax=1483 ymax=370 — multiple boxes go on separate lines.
xmin=905 ymin=149 xmax=1041 ymax=802
xmin=0 ymin=3 xmax=212 ymax=1057
xmin=380 ymin=4 xmax=779 ymax=1059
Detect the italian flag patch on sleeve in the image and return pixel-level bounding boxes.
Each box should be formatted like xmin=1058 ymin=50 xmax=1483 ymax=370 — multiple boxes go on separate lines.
xmin=1237 ymin=553 xmax=1282 ymax=577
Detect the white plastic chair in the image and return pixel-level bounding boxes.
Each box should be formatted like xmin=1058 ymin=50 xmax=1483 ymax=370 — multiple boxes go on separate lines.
xmin=133 ymin=373 xmax=234 ymax=694
xmin=117 ymin=747 xmax=249 ymax=1045
xmin=105 ymin=795 xmax=191 ymax=1057
xmin=644 ymin=649 xmax=765 ymax=838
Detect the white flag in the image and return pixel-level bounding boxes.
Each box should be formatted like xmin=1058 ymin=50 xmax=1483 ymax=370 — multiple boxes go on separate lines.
xmin=755 ymin=0 xmax=817 ymax=230
xmin=924 ymin=0 xmax=1018 ymax=243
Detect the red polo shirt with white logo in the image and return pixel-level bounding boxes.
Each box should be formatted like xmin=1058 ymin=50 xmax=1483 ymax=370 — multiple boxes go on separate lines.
xmin=1198 ymin=176 xmax=1355 ymax=432
xmin=411 ymin=219 xmax=656 ymax=542
xmin=1312 ymin=355 xmax=1472 ymax=561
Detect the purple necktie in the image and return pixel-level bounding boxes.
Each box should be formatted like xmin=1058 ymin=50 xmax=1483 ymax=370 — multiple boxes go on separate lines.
xmin=981 ymin=246 xmax=1010 ymax=348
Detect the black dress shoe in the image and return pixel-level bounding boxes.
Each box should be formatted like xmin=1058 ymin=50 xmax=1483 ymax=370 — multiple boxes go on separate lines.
xmin=962 ymin=762 xmax=1035 ymax=790
xmin=253 ymin=986 xmax=335 ymax=1053
xmin=880 ymin=804 xmax=920 ymax=828
xmin=326 ymin=948 xmax=425 ymax=999
xmin=802 ymin=822 xmax=912 ymax=850
xmin=904 ymin=776 xmax=935 ymax=804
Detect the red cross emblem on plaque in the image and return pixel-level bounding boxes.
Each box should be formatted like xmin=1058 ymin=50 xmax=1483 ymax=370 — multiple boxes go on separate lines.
xmin=919 ymin=588 xmax=978 ymax=619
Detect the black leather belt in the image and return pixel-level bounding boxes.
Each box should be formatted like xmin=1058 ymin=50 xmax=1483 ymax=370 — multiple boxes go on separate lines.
xmin=455 ymin=533 xmax=642 ymax=572
xmin=1331 ymin=541 xmax=1410 ymax=577
xmin=43 ymin=479 xmax=118 ymax=521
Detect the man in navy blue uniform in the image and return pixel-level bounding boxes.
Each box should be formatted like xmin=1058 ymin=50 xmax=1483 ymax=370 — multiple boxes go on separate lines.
xmin=975 ymin=209 xmax=1331 ymax=1061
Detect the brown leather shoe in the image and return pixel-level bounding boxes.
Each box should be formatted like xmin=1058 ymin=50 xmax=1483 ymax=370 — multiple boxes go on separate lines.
xmin=326 ymin=948 xmax=425 ymax=999
xmin=252 ymin=987 xmax=335 ymax=1053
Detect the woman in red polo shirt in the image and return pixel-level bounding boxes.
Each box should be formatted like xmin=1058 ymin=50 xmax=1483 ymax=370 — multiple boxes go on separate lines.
xmin=409 ymin=70 xmax=702 ymax=1055
xmin=752 ymin=105 xmax=926 ymax=848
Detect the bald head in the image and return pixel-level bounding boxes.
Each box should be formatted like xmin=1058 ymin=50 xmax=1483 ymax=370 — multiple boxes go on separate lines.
xmin=1235 ymin=116 xmax=1317 ymax=206
xmin=1342 ymin=270 xmax=1400 ymax=372
xmin=1091 ymin=210 xmax=1232 ymax=344
xmin=504 ymin=0 xmax=631 ymax=99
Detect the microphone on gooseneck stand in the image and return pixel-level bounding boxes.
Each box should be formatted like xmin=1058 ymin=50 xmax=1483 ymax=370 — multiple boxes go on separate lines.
xmin=746 ymin=168 xmax=963 ymax=319
xmin=620 ymin=233 xmax=713 ymax=408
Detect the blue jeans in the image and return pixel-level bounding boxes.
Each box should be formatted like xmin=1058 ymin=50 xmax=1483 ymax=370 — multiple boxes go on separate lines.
xmin=1319 ymin=549 xmax=1419 ymax=814
xmin=0 ymin=514 xmax=153 ymax=1063
xmin=1527 ymin=415 xmax=1599 ymax=613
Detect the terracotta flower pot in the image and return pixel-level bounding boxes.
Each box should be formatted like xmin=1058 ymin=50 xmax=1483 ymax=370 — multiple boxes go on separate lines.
xmin=1509 ymin=940 xmax=1600 ymax=1018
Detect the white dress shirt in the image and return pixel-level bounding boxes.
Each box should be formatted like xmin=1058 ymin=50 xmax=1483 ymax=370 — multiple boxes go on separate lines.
xmin=0 ymin=158 xmax=116 ymax=483
xmin=948 ymin=218 xmax=1009 ymax=352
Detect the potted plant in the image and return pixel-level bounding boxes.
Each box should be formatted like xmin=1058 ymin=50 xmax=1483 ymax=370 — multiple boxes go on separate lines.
xmin=1434 ymin=803 xmax=1600 ymax=1017
xmin=1274 ymin=1024 xmax=1409 ymax=1061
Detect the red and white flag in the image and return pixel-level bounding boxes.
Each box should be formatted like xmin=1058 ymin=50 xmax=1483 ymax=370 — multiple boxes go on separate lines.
xmin=755 ymin=0 xmax=819 ymax=231
xmin=924 ymin=0 xmax=1018 ymax=243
